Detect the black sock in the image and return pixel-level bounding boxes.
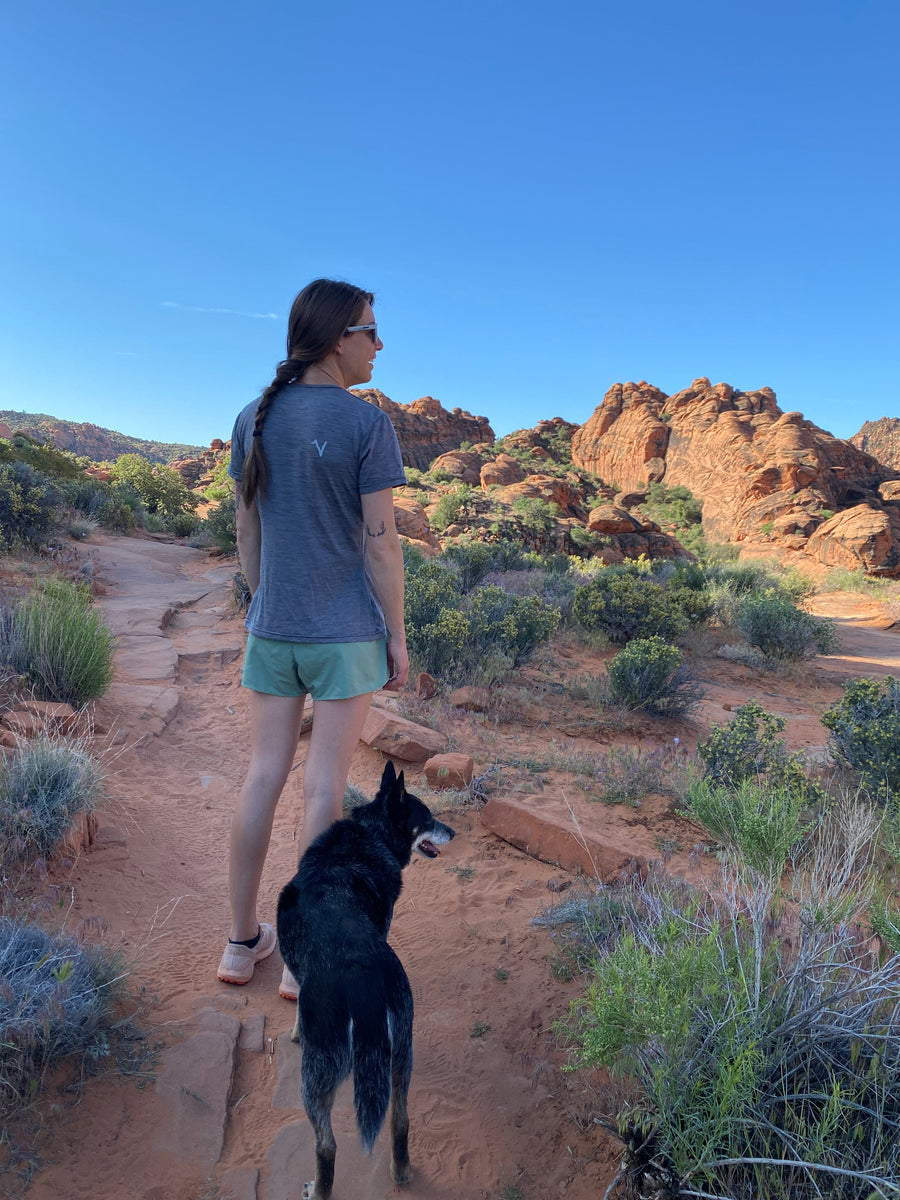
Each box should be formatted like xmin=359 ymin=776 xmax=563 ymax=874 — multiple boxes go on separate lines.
xmin=229 ymin=928 xmax=261 ymax=949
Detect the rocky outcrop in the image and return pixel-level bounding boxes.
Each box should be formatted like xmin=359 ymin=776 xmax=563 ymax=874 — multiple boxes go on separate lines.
xmin=851 ymin=418 xmax=900 ymax=472
xmin=0 ymin=410 xmax=205 ymax=464
xmin=572 ymin=377 xmax=900 ymax=574
xmin=352 ymin=390 xmax=495 ymax=470
xmin=171 ymin=441 xmax=231 ymax=488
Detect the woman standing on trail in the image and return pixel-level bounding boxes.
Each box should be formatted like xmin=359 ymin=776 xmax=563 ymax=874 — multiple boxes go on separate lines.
xmin=216 ymin=278 xmax=408 ymax=999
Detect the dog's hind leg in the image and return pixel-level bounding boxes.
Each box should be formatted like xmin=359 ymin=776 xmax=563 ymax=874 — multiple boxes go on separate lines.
xmin=301 ymin=1086 xmax=337 ymax=1200
xmin=388 ymin=981 xmax=414 ymax=1185
xmin=389 ymin=1065 xmax=413 ymax=1185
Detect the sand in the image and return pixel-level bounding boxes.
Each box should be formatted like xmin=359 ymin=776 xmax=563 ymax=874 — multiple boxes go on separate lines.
xmin=15 ymin=534 xmax=900 ymax=1200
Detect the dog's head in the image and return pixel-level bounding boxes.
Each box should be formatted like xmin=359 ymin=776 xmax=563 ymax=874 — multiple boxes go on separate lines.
xmin=354 ymin=761 xmax=456 ymax=862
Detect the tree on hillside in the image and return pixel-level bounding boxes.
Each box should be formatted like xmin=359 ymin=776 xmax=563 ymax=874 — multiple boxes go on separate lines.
xmin=109 ymin=454 xmax=198 ymax=518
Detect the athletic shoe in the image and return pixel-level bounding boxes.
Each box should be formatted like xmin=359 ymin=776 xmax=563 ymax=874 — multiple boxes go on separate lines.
xmin=279 ymin=964 xmax=300 ymax=1001
xmin=216 ymin=922 xmax=277 ymax=985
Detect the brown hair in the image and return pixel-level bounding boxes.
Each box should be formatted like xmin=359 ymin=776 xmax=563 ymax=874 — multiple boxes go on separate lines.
xmin=240 ymin=278 xmax=373 ymax=505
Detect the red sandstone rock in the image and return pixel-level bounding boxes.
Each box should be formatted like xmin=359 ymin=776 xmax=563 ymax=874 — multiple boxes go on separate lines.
xmin=807 ymin=505 xmax=900 ymax=575
xmin=481 ymin=796 xmax=647 ymax=882
xmin=20 ymin=700 xmax=79 ymax=732
xmin=586 ymin=505 xmax=642 ymax=535
xmin=416 ymin=672 xmax=438 ymax=699
xmin=423 ymin=753 xmax=474 ymax=789
xmin=429 ymin=450 xmax=485 ymax=484
xmin=360 ymin=709 xmax=448 ymax=762
xmin=1 ymin=711 xmax=42 ymax=738
xmin=480 ymin=453 xmax=526 ymax=488
xmin=353 ymin=389 xmax=494 ymax=471
xmin=571 ymin=377 xmax=900 ymax=574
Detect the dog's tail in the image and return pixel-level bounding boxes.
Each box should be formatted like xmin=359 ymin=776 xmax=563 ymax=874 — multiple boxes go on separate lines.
xmin=348 ymin=977 xmax=392 ymax=1153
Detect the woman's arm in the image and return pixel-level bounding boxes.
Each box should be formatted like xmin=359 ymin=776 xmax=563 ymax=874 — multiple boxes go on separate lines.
xmin=361 ymin=487 xmax=409 ymax=691
xmin=235 ymin=482 xmax=262 ymax=594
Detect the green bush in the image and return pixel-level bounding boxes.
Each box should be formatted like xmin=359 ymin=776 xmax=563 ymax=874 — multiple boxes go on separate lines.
xmin=441 ymin=540 xmax=525 ymax=591
xmin=606 ymin=636 xmax=703 ymax=717
xmin=512 ymin=496 xmax=560 ymax=536
xmin=573 ymin=572 xmax=692 ymax=643
xmin=822 ymin=676 xmax=900 ymax=801
xmin=0 ymin=460 xmax=62 ymax=550
xmin=0 ymin=917 xmax=125 ymax=1126
xmin=687 ymin=777 xmax=810 ymax=878
xmin=163 ymin=510 xmax=200 ymax=538
xmin=698 ymin=699 xmax=815 ymax=797
xmin=554 ymin=792 xmax=900 ymax=1200
xmin=109 ymin=454 xmax=198 ymax=521
xmin=404 ymin=566 xmax=559 ymax=686
xmin=4 ymin=578 xmax=115 ymax=706
xmin=429 ymin=484 xmax=474 ymax=532
xmin=735 ymin=591 xmax=840 ymax=662
xmin=0 ymin=736 xmax=103 ymax=865
xmin=58 ymin=477 xmax=140 ymax=532
xmin=200 ymin=494 xmax=237 ymax=553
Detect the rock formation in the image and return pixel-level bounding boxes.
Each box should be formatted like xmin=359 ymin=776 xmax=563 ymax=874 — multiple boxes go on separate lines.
xmin=352 ymin=390 xmax=495 ymax=470
xmin=572 ymin=378 xmax=900 ymax=574
xmin=851 ymin=418 xmax=900 ymax=472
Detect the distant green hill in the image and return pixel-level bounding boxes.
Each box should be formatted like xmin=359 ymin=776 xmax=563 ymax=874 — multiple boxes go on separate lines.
xmin=0 ymin=410 xmax=206 ymax=465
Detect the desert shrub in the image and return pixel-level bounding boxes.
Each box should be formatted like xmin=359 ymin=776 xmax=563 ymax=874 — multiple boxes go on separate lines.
xmin=0 ymin=737 xmax=103 ymax=866
xmin=429 ymin=485 xmax=475 ymax=532
xmin=441 ymin=539 xmax=525 ymax=591
xmin=66 ymin=512 xmax=100 ymax=540
xmin=687 ymin=777 xmax=811 ymax=875
xmin=698 ymin=699 xmax=816 ymax=797
xmin=0 ymin=918 xmax=126 ymax=1126
xmin=3 ymin=577 xmax=115 ymax=706
xmin=0 ymin=460 xmax=62 ymax=551
xmin=572 ymin=573 xmax=687 ymax=643
xmin=735 ymin=591 xmax=840 ymax=662
xmin=555 ymin=792 xmax=900 ymax=1200
xmin=163 ymin=510 xmax=200 ymax=538
xmin=231 ymin=570 xmax=251 ymax=612
xmin=109 ymin=454 xmax=198 ymax=521
xmin=589 ymin=741 xmax=696 ymax=807
xmin=643 ymin=481 xmax=703 ymax=527
xmin=404 ymin=567 xmax=559 ymax=686
xmin=606 ymin=636 xmax=703 ymax=718
xmin=200 ymin=494 xmax=237 ymax=553
xmin=822 ymin=675 xmax=900 ymax=801
xmin=57 ymin=476 xmax=140 ymax=532
xmin=511 ymin=496 xmax=560 ymax=536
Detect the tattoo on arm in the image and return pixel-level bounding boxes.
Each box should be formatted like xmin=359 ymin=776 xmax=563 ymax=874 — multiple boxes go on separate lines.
xmin=366 ymin=520 xmax=387 ymax=537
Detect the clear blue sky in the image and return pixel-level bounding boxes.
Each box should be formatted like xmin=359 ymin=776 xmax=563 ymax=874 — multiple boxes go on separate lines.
xmin=2 ymin=0 xmax=897 ymax=450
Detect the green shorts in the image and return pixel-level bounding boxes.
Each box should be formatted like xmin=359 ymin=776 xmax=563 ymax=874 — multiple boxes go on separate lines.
xmin=241 ymin=633 xmax=389 ymax=700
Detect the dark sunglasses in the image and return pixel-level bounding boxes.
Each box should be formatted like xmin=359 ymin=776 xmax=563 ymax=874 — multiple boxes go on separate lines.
xmin=345 ymin=323 xmax=378 ymax=342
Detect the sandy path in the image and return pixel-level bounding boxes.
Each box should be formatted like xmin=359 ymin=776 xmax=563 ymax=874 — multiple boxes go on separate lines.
xmin=22 ymin=535 xmax=616 ymax=1200
xmin=20 ymin=540 xmax=900 ymax=1200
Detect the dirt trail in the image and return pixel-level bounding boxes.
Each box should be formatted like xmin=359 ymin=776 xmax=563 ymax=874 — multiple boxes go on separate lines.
xmin=19 ymin=539 xmax=900 ymax=1200
xmin=22 ymin=535 xmax=616 ymax=1200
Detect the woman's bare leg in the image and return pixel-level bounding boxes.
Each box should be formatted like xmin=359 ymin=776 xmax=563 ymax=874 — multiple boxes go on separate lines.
xmin=298 ymin=692 xmax=374 ymax=855
xmin=228 ymin=690 xmax=305 ymax=941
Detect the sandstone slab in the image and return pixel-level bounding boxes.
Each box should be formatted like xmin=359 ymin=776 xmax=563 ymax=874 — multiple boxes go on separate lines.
xmin=155 ymin=1011 xmax=240 ymax=1170
xmin=481 ymin=795 xmax=646 ymax=882
xmin=360 ymin=708 xmax=448 ymax=762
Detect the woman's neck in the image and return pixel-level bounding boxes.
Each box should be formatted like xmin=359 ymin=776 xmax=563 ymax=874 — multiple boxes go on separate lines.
xmin=302 ymin=357 xmax=346 ymax=388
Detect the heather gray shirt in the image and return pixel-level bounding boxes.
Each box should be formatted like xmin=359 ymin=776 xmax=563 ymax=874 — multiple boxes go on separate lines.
xmin=229 ymin=384 xmax=406 ymax=643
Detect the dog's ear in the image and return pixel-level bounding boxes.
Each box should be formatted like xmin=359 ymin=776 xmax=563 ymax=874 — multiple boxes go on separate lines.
xmin=379 ymin=761 xmax=398 ymax=793
xmin=386 ymin=768 xmax=409 ymax=822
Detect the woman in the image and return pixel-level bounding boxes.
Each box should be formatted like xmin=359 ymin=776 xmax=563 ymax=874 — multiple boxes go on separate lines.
xmin=217 ymin=278 xmax=409 ymax=999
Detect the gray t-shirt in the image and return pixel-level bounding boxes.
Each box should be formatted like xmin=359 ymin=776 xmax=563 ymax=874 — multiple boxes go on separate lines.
xmin=229 ymin=384 xmax=406 ymax=643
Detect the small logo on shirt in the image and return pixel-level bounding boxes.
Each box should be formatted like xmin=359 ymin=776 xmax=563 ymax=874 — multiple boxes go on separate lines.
xmin=311 ymin=440 xmax=328 ymax=457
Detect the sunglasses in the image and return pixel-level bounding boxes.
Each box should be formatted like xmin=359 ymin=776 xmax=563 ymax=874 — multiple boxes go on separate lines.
xmin=345 ymin=323 xmax=378 ymax=342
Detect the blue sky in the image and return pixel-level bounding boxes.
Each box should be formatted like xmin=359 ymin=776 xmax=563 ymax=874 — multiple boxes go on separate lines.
xmin=2 ymin=0 xmax=897 ymax=451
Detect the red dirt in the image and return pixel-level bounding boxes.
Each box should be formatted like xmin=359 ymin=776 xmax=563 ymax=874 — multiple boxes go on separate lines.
xmin=14 ymin=534 xmax=900 ymax=1200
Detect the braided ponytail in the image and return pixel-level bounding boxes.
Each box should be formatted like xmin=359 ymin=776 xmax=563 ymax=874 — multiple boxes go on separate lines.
xmin=240 ymin=279 xmax=374 ymax=507
xmin=240 ymin=357 xmax=306 ymax=506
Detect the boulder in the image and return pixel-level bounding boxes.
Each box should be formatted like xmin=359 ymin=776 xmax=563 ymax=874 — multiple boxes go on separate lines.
xmin=360 ymin=709 xmax=449 ymax=762
xmin=480 ymin=453 xmax=526 ymax=488
xmin=429 ymin=450 xmax=484 ymax=484
xmin=423 ymin=753 xmax=474 ymax=789
xmin=352 ymin=389 xmax=495 ymax=471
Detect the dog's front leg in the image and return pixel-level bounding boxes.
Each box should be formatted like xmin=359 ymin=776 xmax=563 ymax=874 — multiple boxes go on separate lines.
xmin=291 ymin=1001 xmax=301 ymax=1044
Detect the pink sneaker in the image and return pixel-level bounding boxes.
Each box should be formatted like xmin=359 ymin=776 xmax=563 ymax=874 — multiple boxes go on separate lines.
xmin=279 ymin=964 xmax=300 ymax=1001
xmin=216 ymin=923 xmax=277 ymax=985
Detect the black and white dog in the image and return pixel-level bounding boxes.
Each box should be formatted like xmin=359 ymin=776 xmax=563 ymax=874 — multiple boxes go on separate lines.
xmin=276 ymin=761 xmax=455 ymax=1200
